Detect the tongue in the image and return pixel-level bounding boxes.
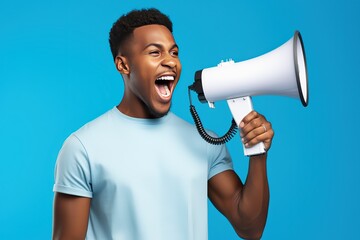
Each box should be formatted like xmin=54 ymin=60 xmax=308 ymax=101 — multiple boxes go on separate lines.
xmin=158 ymin=84 xmax=170 ymax=96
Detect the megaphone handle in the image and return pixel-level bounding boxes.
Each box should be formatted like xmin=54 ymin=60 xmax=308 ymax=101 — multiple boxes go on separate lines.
xmin=227 ymin=96 xmax=266 ymax=156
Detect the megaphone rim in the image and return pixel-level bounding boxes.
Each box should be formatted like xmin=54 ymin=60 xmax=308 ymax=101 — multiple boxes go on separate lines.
xmin=294 ymin=31 xmax=309 ymax=107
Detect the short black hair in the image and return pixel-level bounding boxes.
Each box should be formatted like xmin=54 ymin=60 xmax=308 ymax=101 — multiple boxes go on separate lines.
xmin=109 ymin=8 xmax=173 ymax=60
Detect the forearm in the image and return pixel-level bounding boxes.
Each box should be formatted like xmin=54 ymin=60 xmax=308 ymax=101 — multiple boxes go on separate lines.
xmin=53 ymin=193 xmax=90 ymax=240
xmin=235 ymin=154 xmax=269 ymax=238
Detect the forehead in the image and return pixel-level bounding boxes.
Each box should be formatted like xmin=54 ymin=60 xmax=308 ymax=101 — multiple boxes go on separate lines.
xmin=131 ymin=24 xmax=176 ymax=48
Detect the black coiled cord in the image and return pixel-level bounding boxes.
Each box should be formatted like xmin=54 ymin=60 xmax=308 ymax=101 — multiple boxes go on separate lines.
xmin=190 ymin=104 xmax=238 ymax=145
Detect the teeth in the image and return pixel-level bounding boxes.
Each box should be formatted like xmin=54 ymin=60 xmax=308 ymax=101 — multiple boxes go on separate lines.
xmin=155 ymin=75 xmax=173 ymax=98
xmin=157 ymin=76 xmax=174 ymax=81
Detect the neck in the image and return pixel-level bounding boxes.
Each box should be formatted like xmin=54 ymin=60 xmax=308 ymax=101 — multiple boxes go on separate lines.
xmin=117 ymin=102 xmax=169 ymax=119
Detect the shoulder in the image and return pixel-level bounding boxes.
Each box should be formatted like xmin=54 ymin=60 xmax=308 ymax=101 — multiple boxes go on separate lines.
xmin=166 ymin=112 xmax=226 ymax=152
xmin=167 ymin=112 xmax=194 ymax=128
xmin=166 ymin=112 xmax=202 ymax=137
xmin=72 ymin=108 xmax=117 ymax=140
xmin=167 ymin=112 xmax=224 ymax=141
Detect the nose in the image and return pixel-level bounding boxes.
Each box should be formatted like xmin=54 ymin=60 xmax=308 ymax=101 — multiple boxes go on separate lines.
xmin=162 ymin=53 xmax=177 ymax=69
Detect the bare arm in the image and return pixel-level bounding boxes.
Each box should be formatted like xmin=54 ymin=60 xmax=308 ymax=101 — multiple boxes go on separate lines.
xmin=208 ymin=111 xmax=273 ymax=239
xmin=52 ymin=192 xmax=91 ymax=240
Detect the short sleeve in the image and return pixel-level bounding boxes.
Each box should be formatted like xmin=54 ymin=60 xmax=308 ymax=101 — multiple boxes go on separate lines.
xmin=207 ymin=143 xmax=233 ymax=180
xmin=53 ymin=134 xmax=93 ymax=198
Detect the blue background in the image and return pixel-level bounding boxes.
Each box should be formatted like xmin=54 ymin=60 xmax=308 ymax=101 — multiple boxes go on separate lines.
xmin=1 ymin=0 xmax=359 ymax=239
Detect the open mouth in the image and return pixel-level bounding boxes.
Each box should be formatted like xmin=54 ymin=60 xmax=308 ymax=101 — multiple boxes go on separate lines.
xmin=155 ymin=75 xmax=175 ymax=98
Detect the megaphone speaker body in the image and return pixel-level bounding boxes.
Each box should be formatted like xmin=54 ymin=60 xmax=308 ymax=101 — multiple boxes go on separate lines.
xmin=190 ymin=31 xmax=308 ymax=156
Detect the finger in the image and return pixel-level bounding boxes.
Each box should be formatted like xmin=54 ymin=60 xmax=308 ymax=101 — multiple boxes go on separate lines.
xmin=240 ymin=114 xmax=264 ymax=137
xmin=240 ymin=111 xmax=259 ymax=127
xmin=262 ymin=127 xmax=274 ymax=151
xmin=243 ymin=130 xmax=273 ymax=149
xmin=243 ymin=123 xmax=267 ymax=142
xmin=263 ymin=138 xmax=272 ymax=152
xmin=242 ymin=124 xmax=267 ymax=145
xmin=242 ymin=122 xmax=274 ymax=148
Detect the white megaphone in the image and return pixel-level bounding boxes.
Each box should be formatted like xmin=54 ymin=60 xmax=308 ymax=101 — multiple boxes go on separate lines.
xmin=189 ymin=31 xmax=308 ymax=156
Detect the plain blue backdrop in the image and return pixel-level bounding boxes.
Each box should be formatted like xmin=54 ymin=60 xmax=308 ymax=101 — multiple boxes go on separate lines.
xmin=1 ymin=0 xmax=359 ymax=239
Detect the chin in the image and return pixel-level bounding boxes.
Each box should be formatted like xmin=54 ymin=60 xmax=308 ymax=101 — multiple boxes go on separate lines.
xmin=149 ymin=103 xmax=171 ymax=118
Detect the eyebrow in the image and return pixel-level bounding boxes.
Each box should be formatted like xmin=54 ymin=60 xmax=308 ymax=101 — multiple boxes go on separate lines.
xmin=142 ymin=43 xmax=179 ymax=51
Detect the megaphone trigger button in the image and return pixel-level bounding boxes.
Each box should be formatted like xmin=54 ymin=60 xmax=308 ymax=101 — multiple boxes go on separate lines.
xmin=208 ymin=102 xmax=215 ymax=108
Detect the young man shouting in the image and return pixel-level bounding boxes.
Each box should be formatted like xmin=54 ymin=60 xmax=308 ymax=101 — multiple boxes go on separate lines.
xmin=53 ymin=8 xmax=274 ymax=240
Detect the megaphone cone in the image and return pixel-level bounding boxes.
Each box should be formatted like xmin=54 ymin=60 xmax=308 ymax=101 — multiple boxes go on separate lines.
xmin=189 ymin=31 xmax=309 ymax=155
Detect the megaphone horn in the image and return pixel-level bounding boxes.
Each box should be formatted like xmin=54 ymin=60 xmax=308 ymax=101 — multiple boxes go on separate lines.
xmin=188 ymin=31 xmax=309 ymax=156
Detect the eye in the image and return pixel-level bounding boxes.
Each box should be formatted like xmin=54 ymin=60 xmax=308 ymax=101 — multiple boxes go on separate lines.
xmin=170 ymin=50 xmax=179 ymax=57
xmin=149 ymin=50 xmax=161 ymax=56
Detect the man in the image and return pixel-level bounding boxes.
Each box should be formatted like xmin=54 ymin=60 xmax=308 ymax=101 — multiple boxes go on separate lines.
xmin=53 ymin=8 xmax=274 ymax=240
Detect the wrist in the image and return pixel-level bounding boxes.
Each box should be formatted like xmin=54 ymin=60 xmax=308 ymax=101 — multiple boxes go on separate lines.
xmin=249 ymin=152 xmax=267 ymax=161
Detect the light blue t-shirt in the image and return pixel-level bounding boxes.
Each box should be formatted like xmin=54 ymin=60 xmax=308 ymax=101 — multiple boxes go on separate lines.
xmin=53 ymin=107 xmax=233 ymax=240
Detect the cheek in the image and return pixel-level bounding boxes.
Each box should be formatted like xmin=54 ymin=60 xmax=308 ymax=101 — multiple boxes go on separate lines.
xmin=127 ymin=57 xmax=161 ymax=95
xmin=133 ymin=60 xmax=158 ymax=79
xmin=178 ymin=62 xmax=182 ymax=75
xmin=176 ymin=62 xmax=182 ymax=82
xmin=129 ymin=72 xmax=154 ymax=99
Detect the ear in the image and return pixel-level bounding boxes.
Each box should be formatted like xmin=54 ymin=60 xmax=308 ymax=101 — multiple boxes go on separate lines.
xmin=115 ymin=55 xmax=130 ymax=75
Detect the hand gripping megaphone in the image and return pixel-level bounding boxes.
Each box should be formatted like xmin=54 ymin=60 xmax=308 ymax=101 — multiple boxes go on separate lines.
xmin=188 ymin=31 xmax=309 ymax=156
